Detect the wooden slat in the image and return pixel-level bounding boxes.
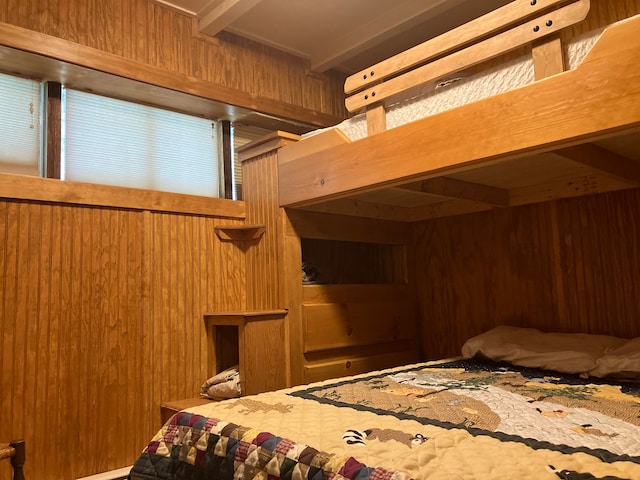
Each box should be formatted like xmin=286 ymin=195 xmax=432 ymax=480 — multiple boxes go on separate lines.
xmin=350 ymin=188 xmax=442 ymax=208
xmin=532 ymin=33 xmax=565 ymax=80
xmin=551 ymin=143 xmax=640 ymax=185
xmin=406 ymin=199 xmax=495 ymax=222
xmin=345 ymin=0 xmax=571 ymax=93
xmin=297 ymin=198 xmax=414 ymax=222
xmin=509 ymin=173 xmax=631 ymax=206
xmin=345 ymin=0 xmax=591 ymax=111
xmin=366 ymin=104 xmax=387 ymax=135
xmin=399 ymin=177 xmax=510 ymax=207
xmin=279 ymin=14 xmax=640 ymax=207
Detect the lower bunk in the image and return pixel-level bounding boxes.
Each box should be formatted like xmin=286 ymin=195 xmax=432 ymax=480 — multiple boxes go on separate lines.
xmin=129 ymin=328 xmax=640 ymax=480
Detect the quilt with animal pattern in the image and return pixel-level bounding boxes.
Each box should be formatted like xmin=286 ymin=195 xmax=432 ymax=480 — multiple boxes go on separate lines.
xmin=128 ymin=358 xmax=640 ymax=480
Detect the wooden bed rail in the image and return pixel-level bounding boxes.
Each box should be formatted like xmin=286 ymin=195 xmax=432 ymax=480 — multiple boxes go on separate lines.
xmin=345 ymin=0 xmax=590 ymax=114
xmin=346 ymin=0 xmax=574 ymax=94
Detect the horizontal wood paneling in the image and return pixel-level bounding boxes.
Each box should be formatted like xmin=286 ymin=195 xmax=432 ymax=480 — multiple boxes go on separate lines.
xmin=0 ymin=0 xmax=347 ymax=123
xmin=0 ymin=195 xmax=245 ymax=479
xmin=303 ymin=301 xmax=416 ymax=353
xmin=415 ymin=188 xmax=640 ymax=360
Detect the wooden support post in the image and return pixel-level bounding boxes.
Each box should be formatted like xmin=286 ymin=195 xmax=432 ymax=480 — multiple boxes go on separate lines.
xmin=366 ymin=104 xmax=387 ymax=135
xmin=532 ymin=34 xmax=565 ymax=80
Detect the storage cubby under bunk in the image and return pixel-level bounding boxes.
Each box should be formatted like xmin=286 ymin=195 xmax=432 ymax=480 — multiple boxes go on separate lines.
xmin=283 ymin=209 xmax=421 ymax=385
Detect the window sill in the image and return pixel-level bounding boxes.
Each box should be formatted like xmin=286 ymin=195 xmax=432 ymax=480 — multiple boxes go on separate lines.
xmin=0 ymin=173 xmax=245 ymax=218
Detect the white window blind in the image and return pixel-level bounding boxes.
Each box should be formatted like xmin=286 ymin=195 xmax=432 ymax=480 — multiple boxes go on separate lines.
xmin=0 ymin=72 xmax=41 ymax=176
xmin=63 ymin=89 xmax=219 ymax=197
xmin=231 ymin=124 xmax=271 ymax=199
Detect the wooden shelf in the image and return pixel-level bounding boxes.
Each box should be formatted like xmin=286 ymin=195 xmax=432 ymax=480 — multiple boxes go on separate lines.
xmin=214 ymin=224 xmax=265 ymax=241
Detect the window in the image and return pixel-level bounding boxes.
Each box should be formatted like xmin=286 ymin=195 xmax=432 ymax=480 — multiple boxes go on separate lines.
xmin=62 ymin=89 xmax=220 ymax=197
xmin=0 ymin=72 xmax=42 ymax=176
xmin=231 ymin=124 xmax=271 ymax=200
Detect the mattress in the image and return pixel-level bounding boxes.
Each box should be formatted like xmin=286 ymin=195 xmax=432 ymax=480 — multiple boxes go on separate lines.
xmin=305 ymin=28 xmax=603 ymax=143
xmin=129 ymin=357 xmax=640 ymax=480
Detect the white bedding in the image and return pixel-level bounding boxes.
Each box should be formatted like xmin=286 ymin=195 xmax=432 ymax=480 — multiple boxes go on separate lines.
xmin=306 ymin=28 xmax=603 ymax=142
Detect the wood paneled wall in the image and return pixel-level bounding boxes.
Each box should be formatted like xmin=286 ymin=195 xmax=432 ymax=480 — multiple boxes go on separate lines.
xmin=0 ymin=0 xmax=346 ymax=121
xmin=415 ymin=188 xmax=640 ymax=360
xmin=242 ymin=151 xmax=283 ymax=310
xmin=0 ymin=198 xmax=245 ymax=479
xmin=240 ymin=134 xmax=300 ymax=311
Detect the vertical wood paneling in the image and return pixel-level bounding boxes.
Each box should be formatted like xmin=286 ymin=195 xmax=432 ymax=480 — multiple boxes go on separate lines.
xmin=0 ymin=198 xmax=245 ymax=480
xmin=243 ymin=152 xmax=282 ymax=310
xmin=416 ymin=189 xmax=640 ymax=360
xmin=0 ymin=0 xmax=347 ymax=120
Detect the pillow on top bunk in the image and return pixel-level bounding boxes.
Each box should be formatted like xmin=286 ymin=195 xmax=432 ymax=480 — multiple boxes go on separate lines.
xmin=587 ymin=337 xmax=640 ymax=380
xmin=461 ymin=326 xmax=626 ymax=374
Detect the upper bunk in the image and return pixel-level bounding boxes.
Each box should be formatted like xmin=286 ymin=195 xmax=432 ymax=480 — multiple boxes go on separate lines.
xmin=277 ymin=0 xmax=640 ymax=222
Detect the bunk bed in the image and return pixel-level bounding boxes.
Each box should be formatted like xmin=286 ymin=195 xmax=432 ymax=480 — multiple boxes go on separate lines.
xmin=277 ymin=0 xmax=640 ymax=223
xmin=128 ymin=1 xmax=640 ymax=479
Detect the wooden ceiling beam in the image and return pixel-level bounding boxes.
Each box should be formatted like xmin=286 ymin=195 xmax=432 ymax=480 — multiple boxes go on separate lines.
xmin=398 ymin=177 xmax=510 ymax=207
xmin=551 ymin=144 xmax=640 ymax=185
xmin=309 ymin=0 xmax=465 ymax=73
xmin=294 ymin=198 xmax=414 ymax=223
xmin=198 ymin=0 xmax=263 ymax=36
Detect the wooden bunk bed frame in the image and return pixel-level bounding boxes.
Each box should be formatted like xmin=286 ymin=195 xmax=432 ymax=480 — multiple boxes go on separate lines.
xmin=224 ymin=0 xmax=640 ymax=388
xmin=277 ymin=0 xmax=640 ymax=223
xmin=231 ymin=0 xmax=640 ymax=390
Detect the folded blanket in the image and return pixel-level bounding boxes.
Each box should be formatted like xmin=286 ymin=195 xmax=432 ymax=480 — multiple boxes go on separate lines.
xmin=200 ymin=365 xmax=241 ymax=400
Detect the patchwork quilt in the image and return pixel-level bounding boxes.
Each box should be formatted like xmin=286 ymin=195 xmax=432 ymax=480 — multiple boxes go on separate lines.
xmin=129 ymin=358 xmax=640 ymax=480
